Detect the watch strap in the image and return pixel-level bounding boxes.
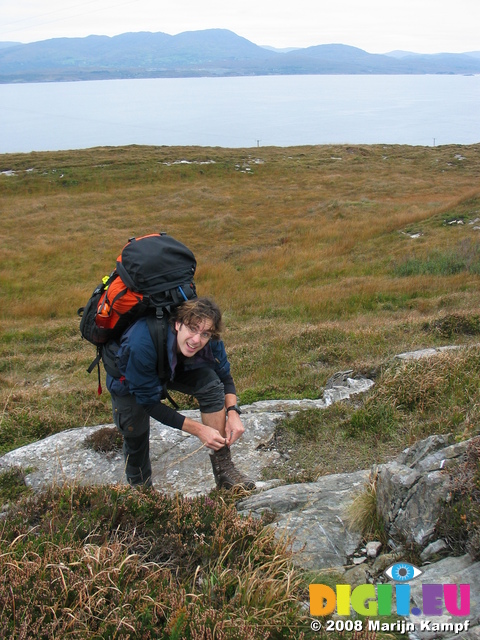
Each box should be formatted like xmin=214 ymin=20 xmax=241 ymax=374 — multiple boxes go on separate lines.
xmin=226 ymin=404 xmax=242 ymax=415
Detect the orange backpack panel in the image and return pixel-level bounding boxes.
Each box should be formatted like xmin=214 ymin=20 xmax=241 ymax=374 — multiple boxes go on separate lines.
xmin=96 ymin=276 xmax=145 ymax=330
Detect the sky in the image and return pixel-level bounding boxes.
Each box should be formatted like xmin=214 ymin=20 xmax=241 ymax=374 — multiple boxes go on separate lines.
xmin=1 ymin=0 xmax=479 ymax=54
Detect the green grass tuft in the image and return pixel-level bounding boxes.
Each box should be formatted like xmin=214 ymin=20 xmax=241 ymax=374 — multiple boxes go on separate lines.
xmin=0 ymin=467 xmax=33 ymax=503
xmin=0 ymin=484 xmax=312 ymax=639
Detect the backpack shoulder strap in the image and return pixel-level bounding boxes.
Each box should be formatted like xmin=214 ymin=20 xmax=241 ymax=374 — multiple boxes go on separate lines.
xmin=146 ymin=313 xmax=179 ymax=410
xmin=146 ymin=313 xmax=168 ymax=380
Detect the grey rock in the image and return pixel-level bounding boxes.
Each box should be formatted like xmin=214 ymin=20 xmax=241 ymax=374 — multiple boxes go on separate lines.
xmin=0 ymin=424 xmax=126 ymax=492
xmin=0 ymin=361 xmax=477 ymax=617
xmin=0 ymin=383 xmax=374 ymax=571
xmin=406 ymin=554 xmax=480 ymax=639
xmin=372 ymin=552 xmax=401 ymax=574
xmin=238 ymin=469 xmax=370 ymax=570
xmin=376 ymin=435 xmax=473 ymax=547
xmin=420 ymin=539 xmax=449 ymax=562
xmin=366 ymin=540 xmax=382 ymax=558
xmin=397 ymin=348 xmax=442 ymax=360
xmin=0 ymin=409 xmax=281 ymax=498
xmin=396 ymin=347 xmax=461 ymax=361
xmin=396 ymin=344 xmax=479 ymax=362
xmin=241 ymin=376 xmax=374 ymax=413
xmin=445 ymin=627 xmax=480 ymax=640
xmin=395 ymin=434 xmax=453 ymax=467
xmin=324 ymin=376 xmax=374 ymax=406
xmin=343 ymin=564 xmax=368 ymax=588
xmin=0 ymin=376 xmax=374 ymax=497
xmin=325 ymin=370 xmax=354 ymax=389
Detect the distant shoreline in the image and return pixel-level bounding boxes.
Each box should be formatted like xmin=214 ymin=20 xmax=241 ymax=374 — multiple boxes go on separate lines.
xmin=1 ymin=29 xmax=480 ymax=84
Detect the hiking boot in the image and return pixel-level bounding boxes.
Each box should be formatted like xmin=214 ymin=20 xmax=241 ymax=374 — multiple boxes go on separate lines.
xmin=209 ymin=445 xmax=256 ymax=490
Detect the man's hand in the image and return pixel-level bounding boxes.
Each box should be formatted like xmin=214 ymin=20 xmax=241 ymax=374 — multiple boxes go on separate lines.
xmin=225 ymin=410 xmax=245 ymax=447
xmin=182 ymin=418 xmax=229 ymax=451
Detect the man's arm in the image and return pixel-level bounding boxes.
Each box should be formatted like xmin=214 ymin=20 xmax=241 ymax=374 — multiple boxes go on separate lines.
xmin=224 ymin=392 xmax=245 ymax=446
xmin=181 ymin=416 xmax=230 ymax=450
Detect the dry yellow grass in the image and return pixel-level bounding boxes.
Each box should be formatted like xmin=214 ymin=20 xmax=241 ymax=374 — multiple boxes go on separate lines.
xmin=2 ymin=144 xmax=479 ymax=317
xmin=1 ymin=143 xmax=480 ymax=451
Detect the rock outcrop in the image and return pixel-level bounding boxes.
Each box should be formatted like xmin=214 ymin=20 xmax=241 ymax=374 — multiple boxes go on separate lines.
xmin=237 ymin=469 xmax=370 ymax=570
xmin=1 ymin=364 xmax=479 ymax=639
xmin=408 ymin=554 xmax=480 ymax=639
xmin=0 ymin=374 xmax=373 ymax=497
xmin=376 ymin=434 xmax=471 ymax=547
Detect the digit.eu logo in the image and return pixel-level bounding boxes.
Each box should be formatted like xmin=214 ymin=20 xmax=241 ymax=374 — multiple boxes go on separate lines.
xmin=309 ymin=562 xmax=470 ymax=618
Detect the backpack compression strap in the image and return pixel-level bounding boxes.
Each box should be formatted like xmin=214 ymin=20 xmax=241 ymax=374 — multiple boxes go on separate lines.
xmin=86 ymin=347 xmax=103 ymax=395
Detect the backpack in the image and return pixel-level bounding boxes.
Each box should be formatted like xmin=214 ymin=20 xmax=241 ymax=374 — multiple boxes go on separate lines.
xmin=78 ymin=233 xmax=197 ymax=394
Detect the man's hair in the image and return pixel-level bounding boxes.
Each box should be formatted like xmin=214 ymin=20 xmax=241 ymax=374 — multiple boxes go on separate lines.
xmin=172 ymin=297 xmax=223 ymax=340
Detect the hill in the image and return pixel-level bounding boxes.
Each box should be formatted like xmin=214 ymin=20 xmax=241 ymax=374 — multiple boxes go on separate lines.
xmin=1 ymin=141 xmax=480 ymax=444
xmin=1 ymin=142 xmax=480 ymax=638
xmin=1 ymin=29 xmax=480 ymax=82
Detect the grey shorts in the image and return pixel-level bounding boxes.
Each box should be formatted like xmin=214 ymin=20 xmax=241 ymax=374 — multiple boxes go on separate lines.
xmin=167 ymin=366 xmax=225 ymax=414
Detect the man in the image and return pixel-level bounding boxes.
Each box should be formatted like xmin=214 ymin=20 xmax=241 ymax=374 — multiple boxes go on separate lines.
xmin=105 ymin=296 xmax=255 ymax=491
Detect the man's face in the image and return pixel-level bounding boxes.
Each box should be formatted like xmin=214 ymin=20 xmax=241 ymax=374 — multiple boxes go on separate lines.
xmin=175 ymin=319 xmax=213 ymax=357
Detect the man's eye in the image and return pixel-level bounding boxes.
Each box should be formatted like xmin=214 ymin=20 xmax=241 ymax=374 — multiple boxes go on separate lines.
xmin=384 ymin=563 xmax=423 ymax=582
xmin=201 ymin=333 xmax=211 ymax=340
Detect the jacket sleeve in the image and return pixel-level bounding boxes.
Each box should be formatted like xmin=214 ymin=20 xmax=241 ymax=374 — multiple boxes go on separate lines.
xmin=116 ymin=319 xmax=185 ymax=430
xmin=145 ymin=401 xmax=185 ymax=430
xmin=121 ymin=320 xmax=161 ymax=405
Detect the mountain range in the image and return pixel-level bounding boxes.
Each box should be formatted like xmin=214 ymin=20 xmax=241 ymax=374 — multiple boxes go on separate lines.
xmin=1 ymin=29 xmax=479 ymax=83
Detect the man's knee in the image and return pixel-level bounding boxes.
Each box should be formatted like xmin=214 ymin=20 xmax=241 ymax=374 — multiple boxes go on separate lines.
xmin=195 ymin=376 xmax=225 ymax=414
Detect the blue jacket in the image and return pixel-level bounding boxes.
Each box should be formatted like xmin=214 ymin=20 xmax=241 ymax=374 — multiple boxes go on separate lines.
xmin=106 ymin=317 xmax=235 ymax=413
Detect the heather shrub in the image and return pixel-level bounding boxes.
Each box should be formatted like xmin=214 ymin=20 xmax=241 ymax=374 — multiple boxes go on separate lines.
xmin=0 ymin=484 xmax=310 ymax=639
xmin=436 ymin=436 xmax=480 ymax=560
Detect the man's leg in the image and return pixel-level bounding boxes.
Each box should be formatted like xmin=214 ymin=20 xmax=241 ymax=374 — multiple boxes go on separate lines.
xmin=111 ymin=392 xmax=152 ymax=487
xmin=201 ymin=407 xmax=227 ymax=436
xmin=167 ymin=367 xmax=227 ymax=433
xmin=167 ymin=368 xmax=255 ymax=490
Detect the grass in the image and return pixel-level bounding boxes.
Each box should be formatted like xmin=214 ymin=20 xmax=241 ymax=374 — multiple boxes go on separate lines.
xmin=260 ymin=345 xmax=480 ymax=484
xmin=0 ymin=484 xmax=312 ymax=639
xmin=345 ymin=468 xmax=386 ymax=543
xmin=1 ymin=142 xmax=480 ymax=637
xmin=0 ymin=466 xmax=33 ymax=504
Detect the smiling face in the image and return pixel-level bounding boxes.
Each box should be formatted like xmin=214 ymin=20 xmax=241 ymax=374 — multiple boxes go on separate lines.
xmin=175 ymin=319 xmax=213 ymax=357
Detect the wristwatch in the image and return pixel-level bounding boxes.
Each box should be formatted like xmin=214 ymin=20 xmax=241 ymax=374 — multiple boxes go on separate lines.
xmin=226 ymin=404 xmax=242 ymax=416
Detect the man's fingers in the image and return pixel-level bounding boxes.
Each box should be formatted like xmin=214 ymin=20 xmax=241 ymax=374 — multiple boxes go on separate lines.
xmin=211 ymin=431 xmax=228 ymax=449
